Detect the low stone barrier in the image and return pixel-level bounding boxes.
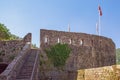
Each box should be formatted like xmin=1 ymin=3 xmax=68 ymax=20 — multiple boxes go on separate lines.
xmin=77 ymin=65 xmax=119 ymax=80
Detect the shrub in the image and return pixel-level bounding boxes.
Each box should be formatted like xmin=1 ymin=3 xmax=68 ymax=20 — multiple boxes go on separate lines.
xmin=45 ymin=43 xmax=71 ymax=67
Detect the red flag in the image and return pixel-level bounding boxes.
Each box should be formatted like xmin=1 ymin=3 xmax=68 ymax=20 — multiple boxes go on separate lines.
xmin=98 ymin=5 xmax=102 ymax=16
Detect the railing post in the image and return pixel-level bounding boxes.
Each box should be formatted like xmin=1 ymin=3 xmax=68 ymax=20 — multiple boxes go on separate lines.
xmin=30 ymin=50 xmax=39 ymax=80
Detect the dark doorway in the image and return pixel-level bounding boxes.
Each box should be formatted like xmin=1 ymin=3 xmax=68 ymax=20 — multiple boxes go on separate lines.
xmin=0 ymin=63 xmax=8 ymax=74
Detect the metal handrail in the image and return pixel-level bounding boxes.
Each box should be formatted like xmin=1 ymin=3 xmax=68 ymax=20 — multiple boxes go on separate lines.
xmin=30 ymin=50 xmax=39 ymax=80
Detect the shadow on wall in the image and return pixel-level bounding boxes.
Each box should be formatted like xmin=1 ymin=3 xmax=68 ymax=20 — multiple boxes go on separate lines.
xmin=0 ymin=63 xmax=8 ymax=74
xmin=40 ymin=70 xmax=78 ymax=80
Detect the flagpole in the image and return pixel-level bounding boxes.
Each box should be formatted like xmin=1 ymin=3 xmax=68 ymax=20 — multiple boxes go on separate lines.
xmin=98 ymin=1 xmax=100 ymax=36
xmin=68 ymin=24 xmax=70 ymax=32
xmin=96 ymin=22 xmax=99 ymax=35
xmin=98 ymin=4 xmax=102 ymax=36
xmin=99 ymin=11 xmax=101 ymax=36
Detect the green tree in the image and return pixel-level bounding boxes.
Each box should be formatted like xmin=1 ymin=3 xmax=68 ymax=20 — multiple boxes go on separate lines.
xmin=31 ymin=44 xmax=38 ymax=48
xmin=0 ymin=23 xmax=20 ymax=40
xmin=0 ymin=23 xmax=11 ymax=40
xmin=10 ymin=34 xmax=21 ymax=40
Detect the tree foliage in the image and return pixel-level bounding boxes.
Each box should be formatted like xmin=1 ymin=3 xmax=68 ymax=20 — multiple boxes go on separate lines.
xmin=31 ymin=44 xmax=38 ymax=48
xmin=0 ymin=23 xmax=20 ymax=40
xmin=45 ymin=43 xmax=71 ymax=67
xmin=10 ymin=34 xmax=21 ymax=40
xmin=0 ymin=23 xmax=11 ymax=40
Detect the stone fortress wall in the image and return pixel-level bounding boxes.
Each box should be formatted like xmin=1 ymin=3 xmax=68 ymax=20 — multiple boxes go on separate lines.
xmin=0 ymin=33 xmax=31 ymax=63
xmin=40 ymin=29 xmax=116 ymax=69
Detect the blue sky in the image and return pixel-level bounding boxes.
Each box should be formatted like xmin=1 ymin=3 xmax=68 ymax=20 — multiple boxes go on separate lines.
xmin=0 ymin=0 xmax=120 ymax=48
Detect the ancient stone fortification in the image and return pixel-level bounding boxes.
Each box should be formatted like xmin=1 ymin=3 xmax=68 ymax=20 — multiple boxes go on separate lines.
xmin=0 ymin=33 xmax=31 ymax=63
xmin=40 ymin=29 xmax=116 ymax=80
xmin=40 ymin=29 xmax=116 ymax=69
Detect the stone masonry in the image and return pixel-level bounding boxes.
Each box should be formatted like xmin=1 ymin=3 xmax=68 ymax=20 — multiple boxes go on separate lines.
xmin=40 ymin=29 xmax=116 ymax=69
xmin=0 ymin=33 xmax=31 ymax=64
xmin=40 ymin=29 xmax=116 ymax=80
xmin=0 ymin=33 xmax=39 ymax=80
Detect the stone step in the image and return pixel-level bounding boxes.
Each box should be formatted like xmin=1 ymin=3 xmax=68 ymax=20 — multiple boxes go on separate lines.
xmin=16 ymin=49 xmax=38 ymax=80
xmin=16 ymin=79 xmax=29 ymax=80
xmin=17 ymin=75 xmax=31 ymax=79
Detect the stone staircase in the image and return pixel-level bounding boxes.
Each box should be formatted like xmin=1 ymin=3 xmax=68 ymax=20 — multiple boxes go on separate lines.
xmin=16 ymin=49 xmax=38 ymax=80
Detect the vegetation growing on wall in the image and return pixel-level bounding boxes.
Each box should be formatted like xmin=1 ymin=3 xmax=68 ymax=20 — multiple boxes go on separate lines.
xmin=45 ymin=43 xmax=71 ymax=67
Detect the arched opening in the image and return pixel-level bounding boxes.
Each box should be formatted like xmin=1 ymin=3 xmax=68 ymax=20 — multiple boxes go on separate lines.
xmin=45 ymin=37 xmax=48 ymax=43
xmin=44 ymin=36 xmax=49 ymax=44
xmin=69 ymin=39 xmax=72 ymax=44
xmin=91 ymin=40 xmax=94 ymax=46
xmin=80 ymin=39 xmax=83 ymax=46
xmin=72 ymin=40 xmax=75 ymax=45
xmin=58 ymin=38 xmax=60 ymax=43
